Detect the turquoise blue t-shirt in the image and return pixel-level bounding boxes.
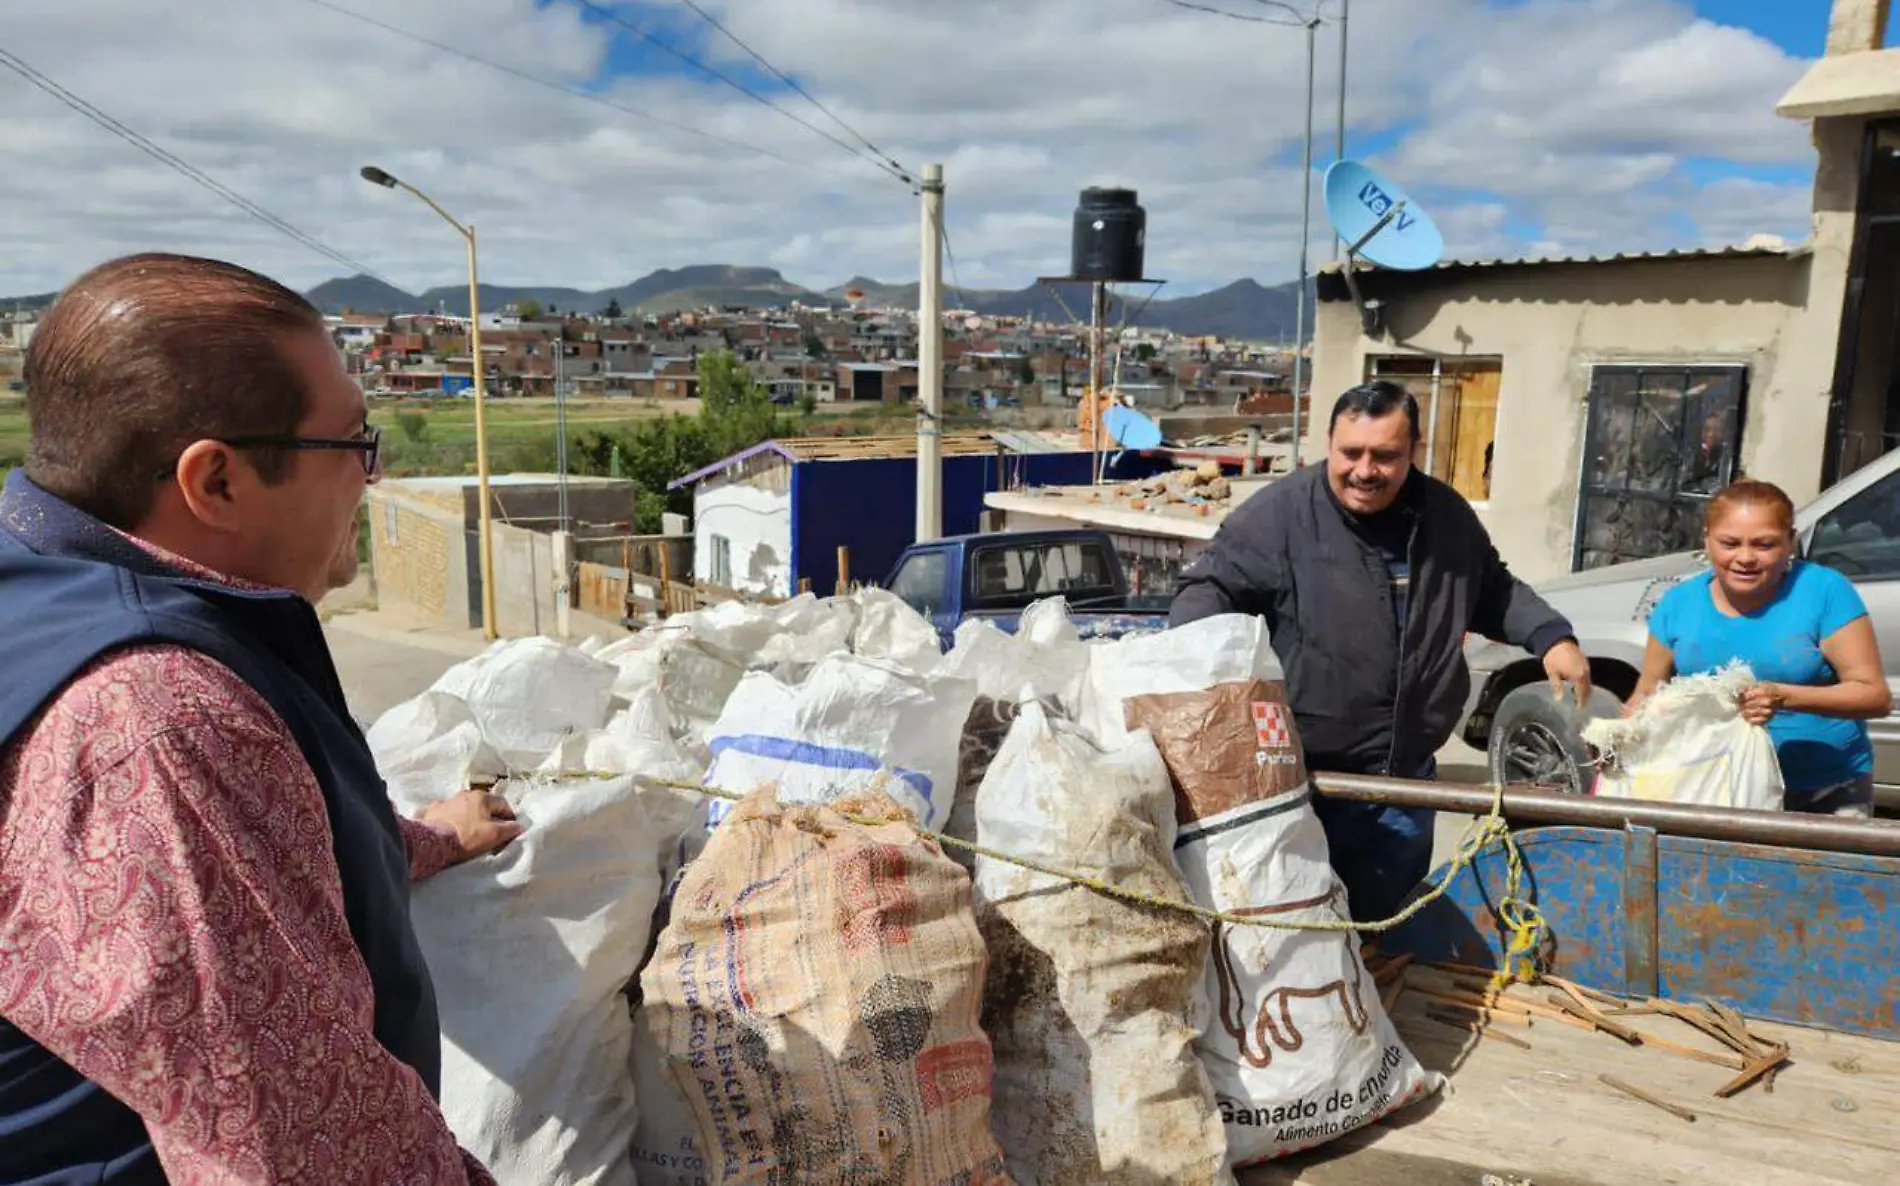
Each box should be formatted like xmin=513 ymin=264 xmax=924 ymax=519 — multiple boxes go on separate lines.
xmin=1648 ymin=561 xmax=1874 ymax=793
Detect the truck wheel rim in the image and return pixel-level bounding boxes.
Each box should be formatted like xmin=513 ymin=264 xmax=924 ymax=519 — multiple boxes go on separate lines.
xmin=1503 ymin=722 xmax=1578 ymax=792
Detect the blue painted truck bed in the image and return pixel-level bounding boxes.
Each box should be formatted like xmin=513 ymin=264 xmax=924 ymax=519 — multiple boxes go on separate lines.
xmin=1242 ymin=822 xmax=1900 ymax=1184
xmin=1384 ymin=824 xmax=1899 ymax=1040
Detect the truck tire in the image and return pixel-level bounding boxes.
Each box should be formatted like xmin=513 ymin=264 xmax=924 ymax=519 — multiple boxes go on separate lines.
xmin=1486 ymin=683 xmax=1624 ymax=795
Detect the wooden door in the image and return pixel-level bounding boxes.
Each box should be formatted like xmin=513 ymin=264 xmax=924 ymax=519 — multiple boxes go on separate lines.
xmin=1443 ymin=365 xmax=1500 ymax=503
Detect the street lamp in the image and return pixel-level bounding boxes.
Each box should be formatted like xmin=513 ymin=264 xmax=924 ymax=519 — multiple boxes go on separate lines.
xmin=360 ymin=165 xmax=499 ymax=640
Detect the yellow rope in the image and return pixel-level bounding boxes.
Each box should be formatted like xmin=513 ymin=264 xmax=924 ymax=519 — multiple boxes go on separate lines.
xmin=531 ymin=770 xmax=1548 ymax=962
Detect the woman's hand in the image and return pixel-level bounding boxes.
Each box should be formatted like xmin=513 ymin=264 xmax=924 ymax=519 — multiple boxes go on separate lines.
xmin=1738 ymin=682 xmax=1785 ymax=726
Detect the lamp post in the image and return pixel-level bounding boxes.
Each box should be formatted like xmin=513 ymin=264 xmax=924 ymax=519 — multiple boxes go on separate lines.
xmin=360 ymin=165 xmax=498 ymax=640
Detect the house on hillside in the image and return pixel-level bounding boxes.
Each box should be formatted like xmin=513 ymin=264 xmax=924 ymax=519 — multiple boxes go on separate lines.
xmin=1306 ymin=0 xmax=1900 ymax=583
xmin=668 ymin=432 xmax=1150 ymax=598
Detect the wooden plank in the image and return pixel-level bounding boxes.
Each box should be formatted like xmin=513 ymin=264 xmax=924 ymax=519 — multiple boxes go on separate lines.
xmin=1243 ymin=984 xmax=1900 ymax=1186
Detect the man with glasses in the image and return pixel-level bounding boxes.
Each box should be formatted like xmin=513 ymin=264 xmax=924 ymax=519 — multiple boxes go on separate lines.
xmin=1171 ymin=380 xmax=1591 ymax=926
xmin=0 ymin=253 xmax=514 ymax=1182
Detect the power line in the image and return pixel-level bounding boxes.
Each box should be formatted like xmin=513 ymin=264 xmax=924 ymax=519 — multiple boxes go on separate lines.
xmin=1157 ymin=0 xmax=1322 ymax=26
xmin=293 ymin=0 xmax=808 ymax=172
xmin=938 ymin=221 xmax=972 ymax=313
xmin=0 ymin=45 xmax=391 ymax=282
xmin=566 ymin=0 xmax=912 ymax=187
xmin=666 ymin=0 xmax=913 ymax=183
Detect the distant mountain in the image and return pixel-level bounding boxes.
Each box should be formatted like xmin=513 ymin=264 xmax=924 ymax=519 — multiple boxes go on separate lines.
xmin=613 ymin=265 xmax=809 ymax=311
xmin=281 ymin=263 xmax=1312 ymax=339
xmin=0 ymin=292 xmax=57 ymax=315
xmin=306 ymin=275 xmax=426 ymax=315
xmin=832 ymin=275 xmax=1310 ymax=341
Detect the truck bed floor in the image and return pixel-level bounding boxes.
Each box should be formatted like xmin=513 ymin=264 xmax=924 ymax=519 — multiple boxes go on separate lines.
xmin=1241 ymin=983 xmax=1900 ymax=1186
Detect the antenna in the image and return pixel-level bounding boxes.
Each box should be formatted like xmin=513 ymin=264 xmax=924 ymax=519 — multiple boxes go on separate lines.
xmin=1322 ymin=160 xmax=1445 ymax=336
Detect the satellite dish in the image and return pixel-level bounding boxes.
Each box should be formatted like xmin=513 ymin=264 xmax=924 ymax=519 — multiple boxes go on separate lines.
xmin=1323 ymin=160 xmax=1444 ymax=272
xmin=1102 ymin=403 xmax=1164 ymax=450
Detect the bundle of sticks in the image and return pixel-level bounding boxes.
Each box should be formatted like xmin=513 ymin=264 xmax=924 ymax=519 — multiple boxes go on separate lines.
xmin=1363 ymin=948 xmax=1791 ymax=1120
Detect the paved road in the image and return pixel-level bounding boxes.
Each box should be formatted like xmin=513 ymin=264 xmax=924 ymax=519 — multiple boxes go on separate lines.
xmin=322 ymin=604 xmax=627 ymax=726
xmin=323 ymin=611 xmax=486 ymax=726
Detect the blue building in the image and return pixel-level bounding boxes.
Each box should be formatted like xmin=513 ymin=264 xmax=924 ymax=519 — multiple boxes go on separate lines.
xmin=670 ymin=432 xmax=1159 ymax=597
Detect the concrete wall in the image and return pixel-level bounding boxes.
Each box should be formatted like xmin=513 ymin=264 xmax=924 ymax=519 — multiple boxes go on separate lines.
xmin=365 ymin=486 xmax=472 ymax=628
xmin=1309 ymin=252 xmax=1813 ymax=583
xmin=491 ymin=521 xmax=559 ymax=637
xmin=463 ymin=479 xmax=637 ymax=530
xmin=694 ymin=469 xmax=793 ymax=597
xmin=1799 ymin=114 xmax=1877 ymax=483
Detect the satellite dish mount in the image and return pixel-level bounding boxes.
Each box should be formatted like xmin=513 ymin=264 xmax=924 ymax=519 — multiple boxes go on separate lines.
xmin=1322 ymin=161 xmax=1446 ymax=339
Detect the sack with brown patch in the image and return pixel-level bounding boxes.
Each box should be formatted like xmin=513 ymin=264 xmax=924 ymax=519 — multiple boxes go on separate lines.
xmin=1122 ymin=640 xmax=1441 ymax=1164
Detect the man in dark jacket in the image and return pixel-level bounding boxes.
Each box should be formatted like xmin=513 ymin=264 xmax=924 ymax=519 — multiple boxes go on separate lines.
xmin=1172 ymin=380 xmax=1591 ymax=923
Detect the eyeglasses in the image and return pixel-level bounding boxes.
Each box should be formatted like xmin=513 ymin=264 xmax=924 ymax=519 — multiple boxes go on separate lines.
xmin=219 ymin=426 xmax=383 ymax=475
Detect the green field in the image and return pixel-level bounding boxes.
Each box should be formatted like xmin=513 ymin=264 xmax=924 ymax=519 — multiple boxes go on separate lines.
xmin=0 ymin=397 xmax=26 ymax=470
xmin=368 ymin=395 xmax=923 ymax=478
xmin=0 ymin=394 xmax=941 ymax=481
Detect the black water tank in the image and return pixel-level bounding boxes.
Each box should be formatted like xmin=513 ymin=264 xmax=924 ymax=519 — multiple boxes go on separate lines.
xmin=1070 ymin=187 xmax=1146 ymax=282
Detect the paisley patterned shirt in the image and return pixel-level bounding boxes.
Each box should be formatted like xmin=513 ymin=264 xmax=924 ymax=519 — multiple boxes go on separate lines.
xmin=0 ymin=540 xmax=492 ymax=1184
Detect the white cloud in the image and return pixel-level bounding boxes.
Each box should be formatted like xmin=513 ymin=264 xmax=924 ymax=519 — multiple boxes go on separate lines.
xmin=0 ymin=0 xmax=1820 ymax=298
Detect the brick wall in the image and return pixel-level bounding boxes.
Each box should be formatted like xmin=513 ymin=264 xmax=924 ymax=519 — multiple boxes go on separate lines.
xmin=365 ymin=488 xmax=469 ymax=627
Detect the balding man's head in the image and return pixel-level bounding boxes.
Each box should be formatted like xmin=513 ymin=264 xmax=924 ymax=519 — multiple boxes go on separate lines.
xmin=24 ymin=252 xmax=324 ymax=528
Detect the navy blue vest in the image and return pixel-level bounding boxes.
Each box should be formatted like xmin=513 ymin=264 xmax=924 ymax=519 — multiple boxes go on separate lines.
xmin=0 ymin=472 xmax=440 ymax=1185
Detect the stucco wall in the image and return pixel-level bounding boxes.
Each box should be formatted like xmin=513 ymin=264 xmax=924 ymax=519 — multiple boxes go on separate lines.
xmin=694 ymin=473 xmax=793 ymax=597
xmin=1309 ymin=252 xmax=1815 ymax=583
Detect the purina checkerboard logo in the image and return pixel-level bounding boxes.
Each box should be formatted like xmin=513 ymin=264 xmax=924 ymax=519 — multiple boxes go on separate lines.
xmin=1252 ymin=700 xmax=1291 ymax=749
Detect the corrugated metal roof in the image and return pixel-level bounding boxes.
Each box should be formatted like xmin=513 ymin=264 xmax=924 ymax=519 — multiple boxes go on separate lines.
xmin=986 ymin=428 xmax=1072 ymax=454
xmin=1318 ymin=241 xmax=1807 ymax=276
xmin=775 ymin=433 xmax=1012 ymax=461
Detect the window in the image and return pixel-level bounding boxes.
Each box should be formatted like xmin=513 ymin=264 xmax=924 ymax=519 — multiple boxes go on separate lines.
xmin=1808 ymin=469 xmax=1900 ymax=581
xmin=383 ymin=502 xmax=400 ymax=544
xmin=967 ymin=540 xmax=1117 ymax=611
xmin=1574 ymin=364 xmax=1747 ymax=571
xmin=710 ymin=534 xmax=732 ymax=587
xmin=888 ymin=551 xmax=947 ymax=615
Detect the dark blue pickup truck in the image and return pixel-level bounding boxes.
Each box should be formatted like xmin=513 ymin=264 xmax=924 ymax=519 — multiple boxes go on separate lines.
xmin=878 ymin=529 xmax=1171 ymax=649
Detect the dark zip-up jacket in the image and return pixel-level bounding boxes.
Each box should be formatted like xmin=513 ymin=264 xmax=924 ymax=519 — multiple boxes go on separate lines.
xmin=1170 ymin=464 xmax=1572 ymax=777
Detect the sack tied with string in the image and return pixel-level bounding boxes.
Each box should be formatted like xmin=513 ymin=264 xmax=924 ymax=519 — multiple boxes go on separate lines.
xmin=972 ymin=702 xmax=1232 ymax=1186
xmin=1124 ymin=673 xmax=1441 ymax=1164
xmin=637 ymin=788 xmax=1010 ymax=1186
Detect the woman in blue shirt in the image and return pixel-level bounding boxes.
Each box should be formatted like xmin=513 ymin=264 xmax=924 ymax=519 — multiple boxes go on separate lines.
xmin=1627 ymin=479 xmax=1891 ymax=816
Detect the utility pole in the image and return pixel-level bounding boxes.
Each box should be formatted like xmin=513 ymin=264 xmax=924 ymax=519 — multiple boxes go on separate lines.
xmin=554 ymin=330 xmax=569 ymax=532
xmin=1290 ymin=17 xmax=1318 ymax=469
xmin=1334 ymin=0 xmax=1349 ymax=260
xmin=551 ymin=330 xmax=572 ymax=637
xmin=466 ymin=229 xmax=499 ymax=637
xmin=916 ymin=163 xmax=945 ymax=542
xmin=1090 ymin=281 xmax=1107 ymax=484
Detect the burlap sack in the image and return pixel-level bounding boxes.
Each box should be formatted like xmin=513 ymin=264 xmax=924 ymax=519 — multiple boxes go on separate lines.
xmin=1124 ymin=679 xmax=1441 ymax=1165
xmin=638 ymin=788 xmax=1011 ymax=1186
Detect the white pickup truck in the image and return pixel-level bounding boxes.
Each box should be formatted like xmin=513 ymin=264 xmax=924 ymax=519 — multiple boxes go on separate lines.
xmin=1457 ymin=446 xmax=1900 ymax=811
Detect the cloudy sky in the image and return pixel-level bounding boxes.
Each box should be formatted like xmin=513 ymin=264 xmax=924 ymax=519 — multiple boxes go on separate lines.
xmin=0 ymin=0 xmax=1850 ymax=299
